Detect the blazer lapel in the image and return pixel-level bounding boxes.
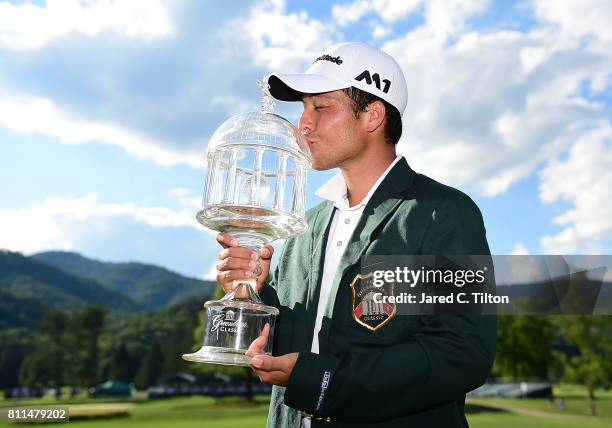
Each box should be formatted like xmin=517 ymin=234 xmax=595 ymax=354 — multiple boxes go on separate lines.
xmin=318 ymin=158 xmax=416 ymax=353
xmin=344 ymin=158 xmax=416 ymax=267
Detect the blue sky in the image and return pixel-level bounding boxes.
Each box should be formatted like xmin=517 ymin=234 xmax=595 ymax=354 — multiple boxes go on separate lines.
xmin=1 ymin=0 xmax=611 ymax=279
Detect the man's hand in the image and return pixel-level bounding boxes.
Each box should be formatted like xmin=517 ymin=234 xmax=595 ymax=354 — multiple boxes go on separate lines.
xmin=216 ymin=232 xmax=274 ymax=293
xmin=246 ymin=323 xmax=298 ymax=387
xmin=250 ymin=353 xmax=298 ymax=387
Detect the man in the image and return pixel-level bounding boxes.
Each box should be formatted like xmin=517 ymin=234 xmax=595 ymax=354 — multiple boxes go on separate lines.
xmin=216 ymin=42 xmax=497 ymax=427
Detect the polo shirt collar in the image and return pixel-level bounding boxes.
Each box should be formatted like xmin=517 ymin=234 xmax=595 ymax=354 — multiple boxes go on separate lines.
xmin=315 ymin=155 xmax=403 ymax=211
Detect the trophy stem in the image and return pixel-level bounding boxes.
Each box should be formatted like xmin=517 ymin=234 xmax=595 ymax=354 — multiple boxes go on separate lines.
xmin=225 ymin=278 xmax=264 ymax=304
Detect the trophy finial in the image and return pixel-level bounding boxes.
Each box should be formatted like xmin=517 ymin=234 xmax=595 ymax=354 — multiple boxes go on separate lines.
xmin=257 ymin=76 xmax=276 ymax=113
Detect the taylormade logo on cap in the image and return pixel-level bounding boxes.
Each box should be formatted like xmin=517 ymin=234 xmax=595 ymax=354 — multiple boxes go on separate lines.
xmin=267 ymin=42 xmax=408 ymax=115
xmin=314 ymin=54 xmax=343 ymax=65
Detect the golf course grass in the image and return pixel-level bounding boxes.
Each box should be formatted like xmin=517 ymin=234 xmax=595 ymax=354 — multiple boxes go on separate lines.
xmin=1 ymin=385 xmax=611 ymax=427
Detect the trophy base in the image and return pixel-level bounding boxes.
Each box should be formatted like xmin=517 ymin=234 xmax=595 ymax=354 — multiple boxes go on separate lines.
xmin=182 ymin=346 xmax=253 ymax=366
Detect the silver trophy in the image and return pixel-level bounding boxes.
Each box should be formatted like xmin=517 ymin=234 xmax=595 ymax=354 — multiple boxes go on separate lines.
xmin=182 ymin=78 xmax=311 ymax=366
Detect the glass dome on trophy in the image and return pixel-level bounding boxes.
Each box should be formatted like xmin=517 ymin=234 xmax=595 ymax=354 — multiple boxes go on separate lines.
xmin=182 ymin=78 xmax=311 ymax=366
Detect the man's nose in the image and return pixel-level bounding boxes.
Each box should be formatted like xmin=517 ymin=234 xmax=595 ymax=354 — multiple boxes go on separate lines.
xmin=299 ymin=110 xmax=314 ymax=135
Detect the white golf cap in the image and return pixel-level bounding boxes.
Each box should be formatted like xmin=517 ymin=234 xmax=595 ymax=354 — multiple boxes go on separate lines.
xmin=267 ymin=42 xmax=408 ymax=115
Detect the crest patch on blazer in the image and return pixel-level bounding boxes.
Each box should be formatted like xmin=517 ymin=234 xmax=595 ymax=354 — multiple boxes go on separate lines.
xmin=350 ymin=273 xmax=396 ymax=331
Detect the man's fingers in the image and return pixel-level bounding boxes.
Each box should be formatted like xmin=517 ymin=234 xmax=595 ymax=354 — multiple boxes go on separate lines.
xmin=250 ymin=354 xmax=274 ymax=370
xmin=216 ymin=233 xmax=237 ymax=249
xmin=217 ymin=270 xmax=254 ymax=285
xmin=254 ymin=370 xmax=283 ymax=385
xmin=260 ymin=245 xmax=274 ymax=260
xmin=218 ymin=246 xmax=260 ymax=261
xmin=246 ymin=323 xmax=270 ymax=357
xmin=258 ymin=322 xmax=270 ymax=343
xmin=215 ymin=236 xmax=269 ymax=293
xmin=250 ymin=353 xmax=297 ymax=387
xmin=217 ymin=257 xmax=257 ymax=273
xmin=250 ymin=356 xmax=287 ymax=384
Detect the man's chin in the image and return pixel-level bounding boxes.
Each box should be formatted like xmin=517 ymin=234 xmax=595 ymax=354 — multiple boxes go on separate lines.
xmin=311 ymin=159 xmax=335 ymax=171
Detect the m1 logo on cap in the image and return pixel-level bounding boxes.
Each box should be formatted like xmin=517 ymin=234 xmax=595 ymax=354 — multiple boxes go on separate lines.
xmin=355 ymin=70 xmax=391 ymax=94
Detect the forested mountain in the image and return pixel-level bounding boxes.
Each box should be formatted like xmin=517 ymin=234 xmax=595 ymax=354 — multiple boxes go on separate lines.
xmin=0 ymin=249 xmax=219 ymax=390
xmin=0 ymin=250 xmax=141 ymax=321
xmin=0 ymin=287 xmax=46 ymax=329
xmin=33 ymin=251 xmax=215 ymax=309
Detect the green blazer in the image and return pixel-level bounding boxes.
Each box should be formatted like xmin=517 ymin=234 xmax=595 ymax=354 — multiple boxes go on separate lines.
xmin=260 ymin=158 xmax=497 ymax=427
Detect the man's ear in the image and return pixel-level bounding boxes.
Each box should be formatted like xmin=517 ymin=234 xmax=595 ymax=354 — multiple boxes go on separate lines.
xmin=362 ymin=100 xmax=386 ymax=134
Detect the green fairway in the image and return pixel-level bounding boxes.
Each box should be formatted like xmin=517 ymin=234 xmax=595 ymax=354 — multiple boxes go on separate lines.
xmin=468 ymin=383 xmax=612 ymax=420
xmin=469 ymin=396 xmax=612 ymax=419
xmin=0 ymin=396 xmax=270 ymax=428
xmin=469 ymin=413 xmax=612 ymax=428
xmin=1 ymin=386 xmax=611 ymax=428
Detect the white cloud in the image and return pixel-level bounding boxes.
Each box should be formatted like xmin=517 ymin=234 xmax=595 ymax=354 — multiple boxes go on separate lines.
xmin=236 ymin=0 xmax=337 ymax=73
xmin=532 ymin=0 xmax=612 ymax=42
xmin=510 ymin=243 xmax=531 ymax=255
xmin=332 ymin=0 xmax=422 ymax=26
xmin=372 ymin=24 xmax=392 ymax=39
xmin=505 ymin=255 xmax=548 ymax=284
xmin=385 ymin=22 xmax=611 ymax=196
xmin=0 ymin=1 xmax=270 ymax=170
xmin=2 ymin=0 xmax=609 ymax=189
xmin=170 ymin=187 xmax=202 ymax=209
xmin=170 ymin=187 xmax=192 ymax=197
xmin=539 ymin=125 xmax=612 ymax=254
xmin=332 ymin=0 xmax=374 ymax=26
xmin=422 ymin=0 xmax=490 ymax=41
xmin=0 ymin=193 xmax=210 ymax=254
xmin=0 ymin=92 xmax=202 ymax=167
xmin=210 ymin=94 xmax=256 ymax=117
xmin=502 ymin=254 xmax=570 ymax=285
xmin=0 ymin=0 xmax=173 ymax=50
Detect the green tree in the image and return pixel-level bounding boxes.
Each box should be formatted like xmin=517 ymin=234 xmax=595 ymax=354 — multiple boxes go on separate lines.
xmin=41 ymin=309 xmax=68 ymax=395
xmin=63 ymin=305 xmax=107 ymax=388
xmin=493 ymin=315 xmax=557 ymax=380
xmin=555 ymin=316 xmax=612 ymax=415
xmin=162 ymin=308 xmax=196 ymax=374
xmin=18 ymin=310 xmax=68 ymax=396
xmin=19 ymin=340 xmax=53 ymax=386
xmin=0 ymin=338 xmax=29 ymax=389
xmin=108 ymin=342 xmax=135 ymax=382
xmin=135 ymin=339 xmax=163 ymax=389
